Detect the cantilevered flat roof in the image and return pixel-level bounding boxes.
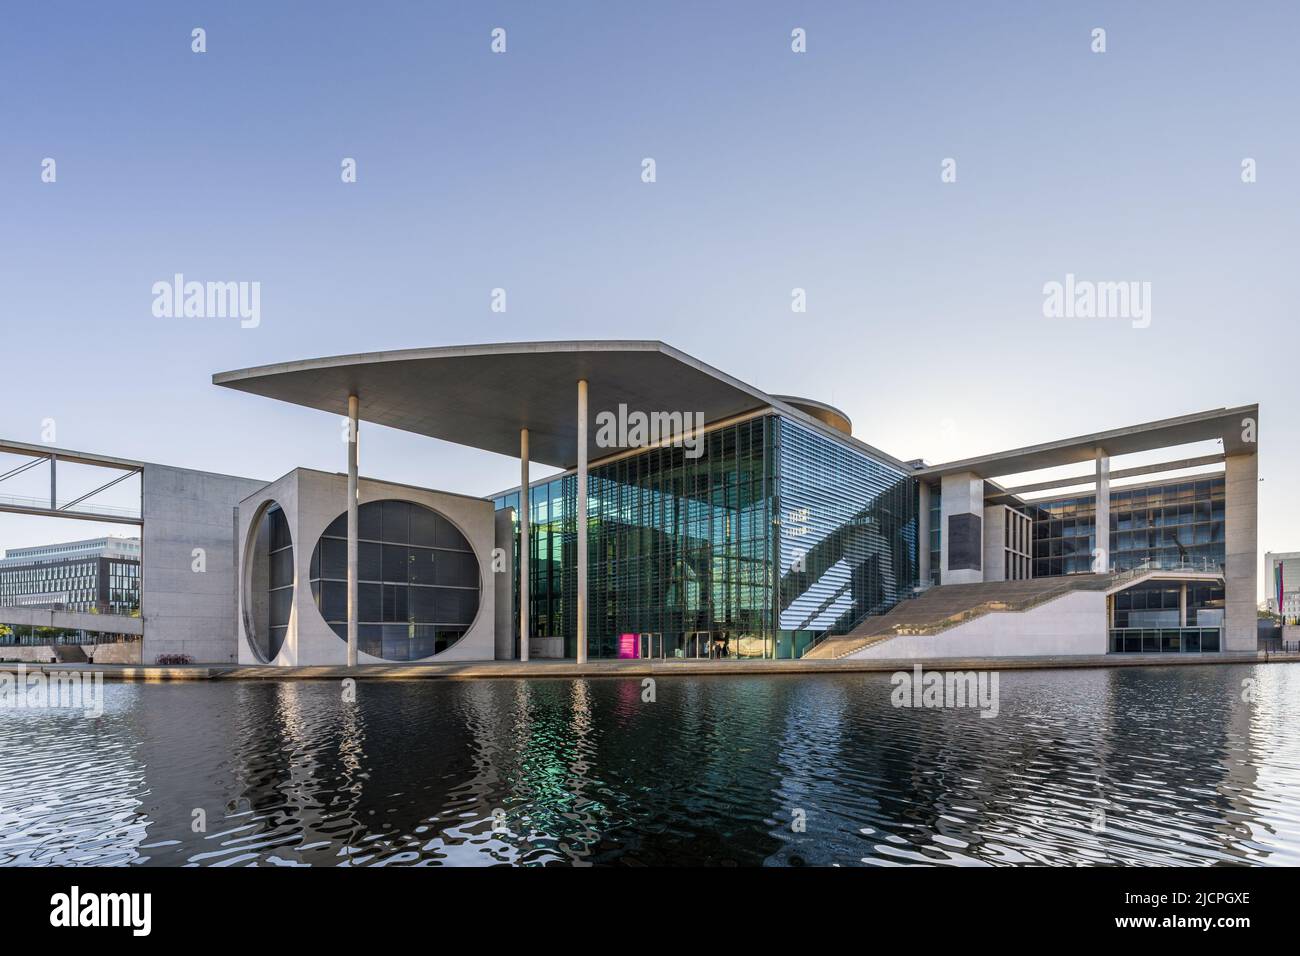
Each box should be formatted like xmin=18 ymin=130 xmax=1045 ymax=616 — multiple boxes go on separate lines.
xmin=214 ymin=341 xmax=793 ymax=469
xmin=917 ymin=405 xmax=1259 ymax=481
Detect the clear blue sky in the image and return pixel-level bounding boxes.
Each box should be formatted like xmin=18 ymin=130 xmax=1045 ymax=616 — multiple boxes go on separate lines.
xmin=2 ymin=2 xmax=1297 ymax=589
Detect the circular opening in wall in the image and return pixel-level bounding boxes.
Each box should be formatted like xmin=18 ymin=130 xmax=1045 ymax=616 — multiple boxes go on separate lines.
xmin=244 ymin=501 xmax=294 ymax=663
xmin=308 ymin=499 xmax=481 ymax=662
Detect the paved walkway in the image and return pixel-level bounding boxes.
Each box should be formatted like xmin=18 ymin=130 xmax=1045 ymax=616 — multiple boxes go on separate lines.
xmin=9 ymin=651 xmax=1300 ymax=681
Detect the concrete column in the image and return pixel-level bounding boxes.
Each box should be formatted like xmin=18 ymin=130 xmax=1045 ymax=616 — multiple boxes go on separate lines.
xmin=983 ymin=504 xmax=1007 ymax=582
xmin=576 ymin=379 xmax=588 ymax=664
xmin=1224 ymin=452 xmax=1259 ymax=652
xmin=50 ymin=454 xmax=57 ymax=509
xmin=493 ymin=508 xmax=516 ymax=660
xmin=1094 ymin=450 xmax=1110 ymax=574
xmin=1179 ymin=582 xmax=1188 ymax=627
xmin=346 ymin=394 xmax=359 ymax=667
xmin=939 ymin=472 xmax=984 ymax=585
xmin=519 ymin=427 xmax=530 ymax=662
xmin=917 ymin=482 xmax=931 ymax=586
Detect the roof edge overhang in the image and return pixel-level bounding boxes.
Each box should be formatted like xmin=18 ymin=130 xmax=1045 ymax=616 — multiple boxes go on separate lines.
xmin=916 ymin=404 xmax=1259 ymax=482
xmin=214 ymin=339 xmax=916 ymax=472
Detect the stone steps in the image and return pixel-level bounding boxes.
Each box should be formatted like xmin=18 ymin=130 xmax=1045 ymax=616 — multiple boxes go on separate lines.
xmin=803 ymin=575 xmax=1121 ymax=660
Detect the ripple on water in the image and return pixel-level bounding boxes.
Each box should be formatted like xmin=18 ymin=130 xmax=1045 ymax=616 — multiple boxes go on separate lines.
xmin=1 ymin=664 xmax=1299 ymax=866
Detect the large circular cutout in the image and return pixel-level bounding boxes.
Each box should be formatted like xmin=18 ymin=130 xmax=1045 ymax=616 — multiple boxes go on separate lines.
xmin=244 ymin=501 xmax=294 ymax=662
xmin=309 ymin=499 xmax=480 ymax=661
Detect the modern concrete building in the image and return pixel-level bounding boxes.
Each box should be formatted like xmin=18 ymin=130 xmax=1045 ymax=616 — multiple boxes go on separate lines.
xmin=1266 ymin=551 xmax=1300 ymax=622
xmin=0 ymin=536 xmax=141 ymax=614
xmin=0 ymin=440 xmax=263 ymax=663
xmin=235 ymin=468 xmax=495 ymax=666
xmin=0 ymin=341 xmax=1264 ymax=665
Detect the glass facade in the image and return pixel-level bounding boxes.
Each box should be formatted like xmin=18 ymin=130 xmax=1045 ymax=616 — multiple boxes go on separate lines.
xmin=266 ymin=504 xmax=293 ymax=659
xmin=1027 ymin=475 xmax=1226 ymax=577
xmin=1023 ymin=475 xmax=1228 ymax=654
xmin=246 ymin=502 xmax=294 ymax=662
xmin=309 ymin=500 xmax=480 ymax=661
xmin=0 ymin=552 xmax=140 ymax=615
xmin=1111 ymin=580 xmax=1224 ymax=630
xmin=920 ymin=473 xmax=1227 ymax=653
xmin=1109 ymin=627 xmax=1222 ymax=653
xmin=927 ymin=484 xmax=941 ymax=587
xmin=494 ymin=413 xmax=918 ymax=660
xmin=774 ymin=417 xmax=917 ymax=657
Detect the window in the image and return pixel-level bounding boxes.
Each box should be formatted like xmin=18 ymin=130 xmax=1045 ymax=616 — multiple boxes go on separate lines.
xmin=310 ymin=500 xmax=480 ymax=661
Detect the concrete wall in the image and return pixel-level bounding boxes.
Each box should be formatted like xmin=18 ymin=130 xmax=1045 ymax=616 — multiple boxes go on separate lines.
xmin=846 ymin=590 xmax=1109 ymax=660
xmin=85 ymin=642 xmax=142 ymax=664
xmin=0 ymin=643 xmax=141 ymax=664
xmin=940 ymin=472 xmax=984 ymax=585
xmin=141 ymin=464 xmax=266 ymax=664
xmin=982 ymin=505 xmax=1006 ymax=582
xmin=1224 ymin=451 xmax=1259 ymax=652
xmin=529 ymin=636 xmax=564 ymax=658
xmin=237 ymin=469 xmax=496 ymax=665
xmin=493 ymin=507 xmax=514 ymax=660
xmin=917 ymin=482 xmax=931 ymax=585
xmin=0 ymin=645 xmax=61 ymax=663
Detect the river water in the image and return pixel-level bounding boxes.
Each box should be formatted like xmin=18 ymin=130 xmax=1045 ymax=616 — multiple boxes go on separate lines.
xmin=2 ymin=663 xmax=1298 ymax=866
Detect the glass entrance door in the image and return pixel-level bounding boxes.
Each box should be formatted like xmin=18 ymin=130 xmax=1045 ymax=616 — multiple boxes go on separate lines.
xmin=687 ymin=631 xmax=711 ymax=659
xmin=638 ymin=632 xmax=664 ymax=658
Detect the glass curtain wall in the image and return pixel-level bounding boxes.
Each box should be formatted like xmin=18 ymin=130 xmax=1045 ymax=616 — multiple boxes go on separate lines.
xmin=927 ymin=484 xmax=941 ymax=587
xmin=497 ymin=416 xmax=774 ymax=660
xmin=773 ymin=417 xmax=918 ymax=658
xmin=1028 ymin=475 xmax=1226 ymax=577
xmin=494 ymin=413 xmax=918 ymax=660
xmin=309 ymin=500 xmax=481 ymax=661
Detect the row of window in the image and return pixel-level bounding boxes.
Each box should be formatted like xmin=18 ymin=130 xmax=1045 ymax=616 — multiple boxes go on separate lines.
xmin=1109 ymin=628 xmax=1222 ymax=653
xmin=0 ymin=556 xmax=140 ymax=613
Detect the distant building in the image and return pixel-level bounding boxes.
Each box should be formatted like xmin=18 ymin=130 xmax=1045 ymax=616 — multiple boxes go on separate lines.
xmin=0 ymin=536 xmax=141 ymax=614
xmin=1266 ymin=551 xmax=1300 ymax=622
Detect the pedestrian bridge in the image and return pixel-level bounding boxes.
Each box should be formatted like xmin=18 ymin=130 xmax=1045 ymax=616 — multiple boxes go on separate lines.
xmin=0 ymin=605 xmax=142 ymax=636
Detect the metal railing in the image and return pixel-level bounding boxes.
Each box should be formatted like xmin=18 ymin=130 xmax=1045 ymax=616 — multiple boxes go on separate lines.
xmin=0 ymin=599 xmax=140 ymax=617
xmin=0 ymin=492 xmax=141 ymax=519
xmin=1109 ymin=556 xmax=1223 ymax=579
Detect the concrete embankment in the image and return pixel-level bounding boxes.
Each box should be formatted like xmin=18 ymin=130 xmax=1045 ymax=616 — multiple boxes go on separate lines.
xmin=9 ymin=651 xmax=1300 ymax=682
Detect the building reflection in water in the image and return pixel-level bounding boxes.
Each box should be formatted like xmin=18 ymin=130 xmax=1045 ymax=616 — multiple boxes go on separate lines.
xmin=3 ymin=664 xmax=1299 ymax=866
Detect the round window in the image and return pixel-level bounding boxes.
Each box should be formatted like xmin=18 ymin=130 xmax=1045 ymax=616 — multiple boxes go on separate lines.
xmin=245 ymin=502 xmax=293 ymax=662
xmin=309 ymin=500 xmax=480 ymax=661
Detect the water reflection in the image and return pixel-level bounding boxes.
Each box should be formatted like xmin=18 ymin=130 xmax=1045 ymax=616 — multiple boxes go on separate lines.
xmin=1 ymin=664 xmax=1298 ymax=866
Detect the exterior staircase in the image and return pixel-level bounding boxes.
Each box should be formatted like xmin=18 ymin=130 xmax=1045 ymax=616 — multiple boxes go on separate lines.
xmin=802 ymin=574 xmax=1123 ymax=660
xmin=53 ymin=643 xmax=89 ymax=663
